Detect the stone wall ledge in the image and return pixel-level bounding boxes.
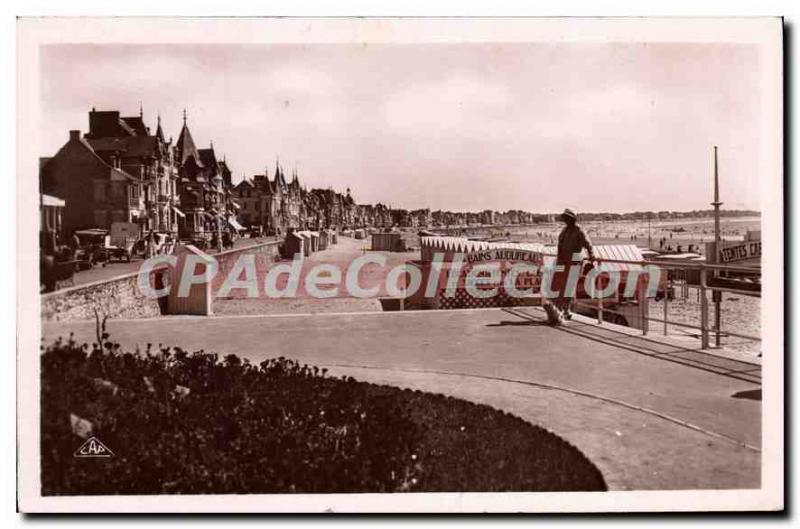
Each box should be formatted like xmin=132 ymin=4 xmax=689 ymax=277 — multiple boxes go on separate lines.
xmin=41 ymin=240 xmax=281 ymax=323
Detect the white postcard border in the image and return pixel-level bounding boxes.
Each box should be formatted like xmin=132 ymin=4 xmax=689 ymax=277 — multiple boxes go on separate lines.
xmin=16 ymin=16 xmax=784 ymax=513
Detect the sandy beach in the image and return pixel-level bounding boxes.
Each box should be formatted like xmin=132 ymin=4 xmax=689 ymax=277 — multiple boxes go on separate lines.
xmin=472 ymin=216 xmax=761 ymax=252
xmin=212 ymin=217 xmax=761 ymax=358
xmin=651 ymin=291 xmax=761 ymax=357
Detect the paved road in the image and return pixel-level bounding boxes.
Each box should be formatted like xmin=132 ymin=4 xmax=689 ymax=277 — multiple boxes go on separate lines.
xmin=69 ymin=237 xmax=275 ymax=287
xmin=43 ymin=307 xmax=761 ymax=491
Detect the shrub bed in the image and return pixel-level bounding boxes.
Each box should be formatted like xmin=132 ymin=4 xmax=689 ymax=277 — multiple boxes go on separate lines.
xmin=41 ymin=336 xmax=606 ymax=494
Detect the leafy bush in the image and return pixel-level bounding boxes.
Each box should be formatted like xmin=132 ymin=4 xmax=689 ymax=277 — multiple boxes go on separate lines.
xmin=41 ymin=336 xmax=606 ymax=494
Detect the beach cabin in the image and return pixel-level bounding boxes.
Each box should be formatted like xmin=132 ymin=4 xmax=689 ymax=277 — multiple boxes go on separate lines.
xmin=283 ymin=231 xmax=305 ymax=259
xmin=317 ymin=230 xmax=329 ymax=251
xmin=304 ymin=231 xmax=318 ymax=253
xmin=371 ymin=231 xmax=402 ymax=251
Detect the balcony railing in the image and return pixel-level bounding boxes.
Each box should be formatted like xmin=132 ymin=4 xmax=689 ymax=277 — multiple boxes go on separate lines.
xmin=571 ymin=257 xmax=760 ymax=350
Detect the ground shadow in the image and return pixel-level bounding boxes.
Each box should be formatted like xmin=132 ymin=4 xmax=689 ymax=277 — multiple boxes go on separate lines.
xmin=487 ymin=320 xmax=550 ymax=327
xmin=731 ymin=389 xmax=762 ymax=401
xmin=501 ymin=307 xmax=761 ymax=384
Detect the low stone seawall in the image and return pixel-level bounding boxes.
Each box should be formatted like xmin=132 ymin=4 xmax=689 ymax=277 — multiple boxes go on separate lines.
xmin=210 ymin=240 xmax=281 ymax=295
xmin=41 ymin=240 xmax=282 ymax=322
xmin=41 ymin=272 xmax=163 ymax=323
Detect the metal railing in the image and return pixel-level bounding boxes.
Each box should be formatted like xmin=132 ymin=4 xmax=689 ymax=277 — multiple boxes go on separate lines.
xmin=573 ymin=257 xmax=760 ymax=350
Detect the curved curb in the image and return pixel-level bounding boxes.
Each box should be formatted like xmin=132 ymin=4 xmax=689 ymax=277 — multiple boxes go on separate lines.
xmin=327 ymin=363 xmax=760 ymax=453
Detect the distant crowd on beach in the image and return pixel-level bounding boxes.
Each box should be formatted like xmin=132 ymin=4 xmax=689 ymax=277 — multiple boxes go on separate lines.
xmin=655 ymin=238 xmax=701 ymax=254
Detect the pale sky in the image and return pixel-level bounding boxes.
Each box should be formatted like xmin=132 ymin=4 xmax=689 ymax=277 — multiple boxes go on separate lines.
xmin=40 ymin=43 xmax=762 ymax=213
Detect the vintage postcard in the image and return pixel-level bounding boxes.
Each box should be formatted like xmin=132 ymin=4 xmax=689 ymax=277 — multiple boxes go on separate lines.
xmin=17 ymin=17 xmax=783 ymax=512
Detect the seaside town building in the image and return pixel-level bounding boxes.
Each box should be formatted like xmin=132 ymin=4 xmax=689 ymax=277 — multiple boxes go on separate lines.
xmin=83 ymin=108 xmax=179 ymax=235
xmin=355 ymin=203 xmax=392 ymax=229
xmin=41 ymin=103 xmax=667 ymax=259
xmin=232 ymin=162 xmax=308 ymax=235
xmin=40 ymin=120 xmax=150 ymax=238
xmin=231 ymin=179 xmax=259 ymax=228
xmin=172 ymin=112 xmax=237 ymax=243
xmin=409 ymin=209 xmax=432 ymax=228
xmin=232 ymin=165 xmax=364 ymax=233
xmin=40 ymin=107 xmax=239 ymax=246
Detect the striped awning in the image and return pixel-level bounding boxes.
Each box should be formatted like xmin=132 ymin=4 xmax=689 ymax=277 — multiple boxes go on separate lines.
xmin=593 ymin=245 xmax=645 ymax=272
xmin=542 ymin=245 xmax=645 ymax=272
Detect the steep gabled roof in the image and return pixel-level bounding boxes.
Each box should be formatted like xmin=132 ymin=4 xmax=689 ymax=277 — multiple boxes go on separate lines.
xmin=234 ymin=178 xmax=254 ymax=191
xmin=86 ymin=110 xmax=137 ymax=139
xmin=274 ymin=162 xmax=287 ymax=188
xmin=155 ymin=116 xmax=165 ymax=143
xmin=217 ymin=159 xmax=232 ymax=186
xmin=121 ymin=116 xmax=148 ymax=136
xmin=117 ymin=118 xmax=137 ymax=137
xmin=197 ymin=148 xmax=218 ymax=174
xmin=59 ymin=136 xmax=138 ymax=182
xmin=252 ymin=173 xmax=267 ymax=190
xmin=87 ymin=136 xmax=161 ymax=159
xmin=175 ymin=123 xmax=203 ymax=167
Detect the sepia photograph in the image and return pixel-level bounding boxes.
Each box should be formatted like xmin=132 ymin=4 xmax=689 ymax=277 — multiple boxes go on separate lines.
xmin=16 ymin=16 xmax=784 ymax=513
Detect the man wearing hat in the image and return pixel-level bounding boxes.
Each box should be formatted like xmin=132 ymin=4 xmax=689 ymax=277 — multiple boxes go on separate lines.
xmin=544 ymin=208 xmax=596 ymax=325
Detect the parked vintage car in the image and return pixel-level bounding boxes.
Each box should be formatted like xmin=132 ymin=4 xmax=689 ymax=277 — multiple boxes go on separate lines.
xmin=72 ymin=229 xmax=110 ymax=269
xmin=105 ymin=222 xmax=139 ymax=262
xmin=40 ymin=253 xmax=78 ymax=293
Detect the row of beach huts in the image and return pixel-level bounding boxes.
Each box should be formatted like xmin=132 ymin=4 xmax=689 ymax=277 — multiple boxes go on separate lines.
xmin=282 ymin=229 xmax=339 ymax=257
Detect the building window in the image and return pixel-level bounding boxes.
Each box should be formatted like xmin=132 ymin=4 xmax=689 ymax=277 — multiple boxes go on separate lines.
xmin=128 ymin=184 xmax=140 ymax=206
xmin=93 ymin=180 xmax=107 ymax=202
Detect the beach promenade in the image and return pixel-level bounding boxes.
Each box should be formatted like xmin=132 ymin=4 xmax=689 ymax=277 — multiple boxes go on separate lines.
xmin=43 ymin=306 xmax=761 ymax=491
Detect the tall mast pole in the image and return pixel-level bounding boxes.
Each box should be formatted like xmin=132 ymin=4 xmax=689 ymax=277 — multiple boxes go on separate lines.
xmin=712 ymin=145 xmax=722 ymax=243
xmin=711 ymin=146 xmax=723 ymax=347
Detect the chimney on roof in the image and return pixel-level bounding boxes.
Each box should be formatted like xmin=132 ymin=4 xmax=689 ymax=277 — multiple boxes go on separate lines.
xmin=69 ymin=130 xmax=80 ymax=141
